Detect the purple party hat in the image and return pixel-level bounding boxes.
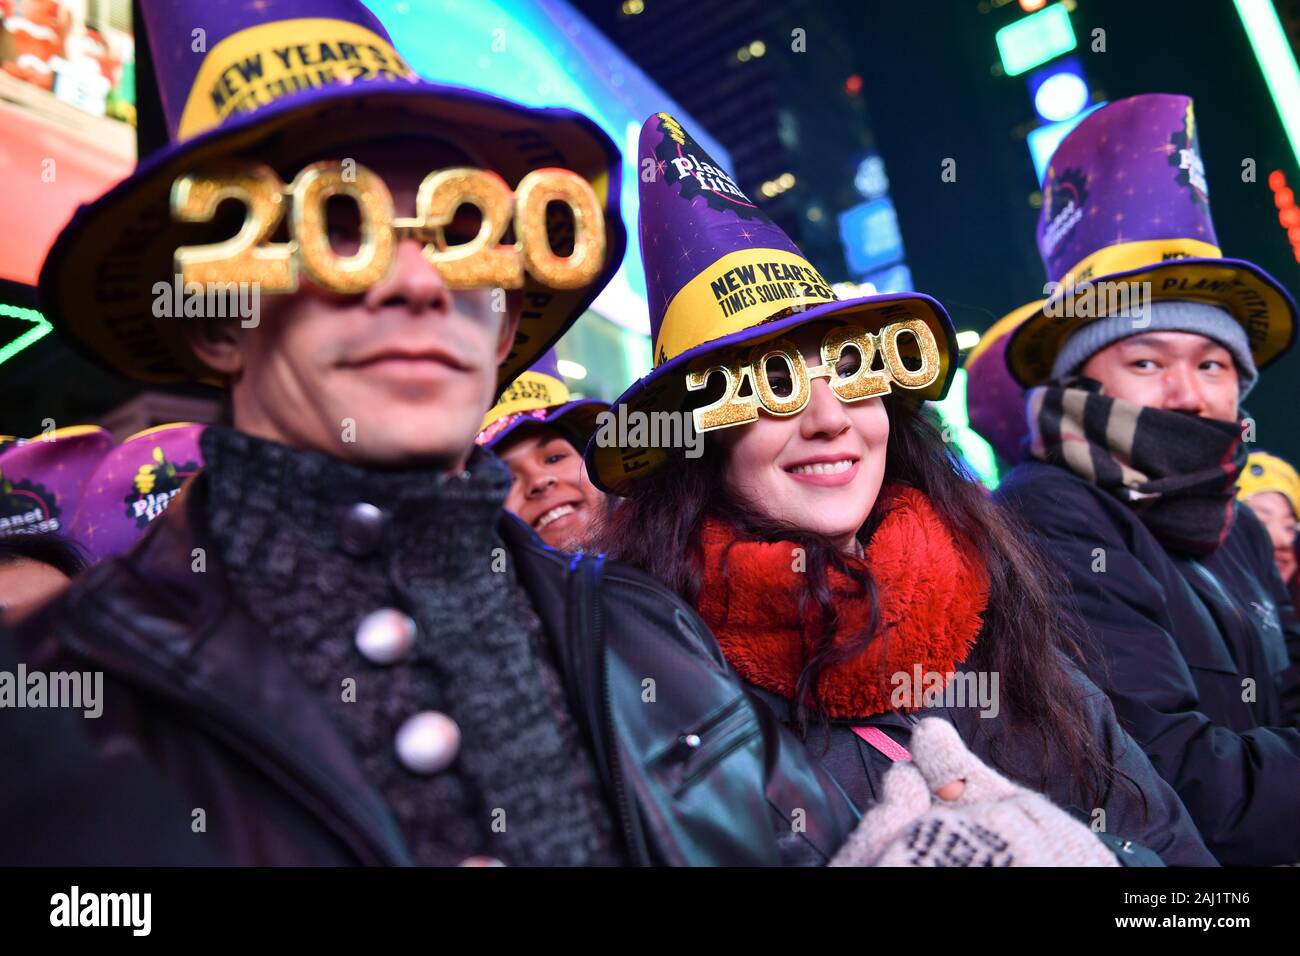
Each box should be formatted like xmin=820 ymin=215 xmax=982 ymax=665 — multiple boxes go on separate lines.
xmin=586 ymin=112 xmax=958 ymax=494
xmin=69 ymin=423 xmax=205 ymax=563
xmin=964 ymin=302 xmax=1043 ymax=466
xmin=0 ymin=426 xmax=115 ymax=539
xmin=1008 ymin=93 xmax=1296 ymax=386
xmin=38 ymin=0 xmax=625 ymax=399
xmin=477 ymin=347 xmax=607 ymax=452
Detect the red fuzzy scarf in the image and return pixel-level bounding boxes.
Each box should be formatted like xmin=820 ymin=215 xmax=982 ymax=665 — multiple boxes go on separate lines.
xmin=696 ymin=487 xmax=990 ymax=719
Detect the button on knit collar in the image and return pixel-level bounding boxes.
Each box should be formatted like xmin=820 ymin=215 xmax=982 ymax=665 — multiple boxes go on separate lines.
xmin=339 ymin=502 xmax=386 ymax=557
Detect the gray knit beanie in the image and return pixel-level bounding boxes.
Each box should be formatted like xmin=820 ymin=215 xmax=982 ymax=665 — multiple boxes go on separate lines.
xmin=1051 ymin=299 xmax=1259 ymax=397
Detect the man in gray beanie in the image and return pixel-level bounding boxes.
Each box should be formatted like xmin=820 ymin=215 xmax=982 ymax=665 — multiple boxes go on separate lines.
xmin=1050 ymin=299 xmax=1258 ymax=401
xmin=993 ymin=93 xmax=1300 ymax=865
xmin=998 ymin=295 xmax=1300 ymax=867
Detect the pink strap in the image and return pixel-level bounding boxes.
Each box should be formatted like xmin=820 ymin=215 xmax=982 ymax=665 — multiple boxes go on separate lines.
xmin=852 ymin=725 xmax=912 ymax=762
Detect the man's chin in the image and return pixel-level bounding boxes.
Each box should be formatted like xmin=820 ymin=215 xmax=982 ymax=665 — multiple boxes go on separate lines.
xmin=332 ymin=427 xmax=480 ymax=472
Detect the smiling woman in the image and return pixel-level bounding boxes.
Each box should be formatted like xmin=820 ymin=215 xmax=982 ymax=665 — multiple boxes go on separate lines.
xmin=586 ymin=110 xmax=1217 ymax=866
xmin=594 ymin=346 xmax=1214 ymax=864
xmin=714 ymin=322 xmax=890 ymax=554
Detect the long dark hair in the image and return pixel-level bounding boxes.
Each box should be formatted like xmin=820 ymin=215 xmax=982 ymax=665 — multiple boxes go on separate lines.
xmin=594 ymin=392 xmax=1123 ymax=805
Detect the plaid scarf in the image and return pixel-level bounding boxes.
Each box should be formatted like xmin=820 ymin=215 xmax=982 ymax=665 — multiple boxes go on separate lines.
xmin=1025 ymin=380 xmax=1246 ymax=557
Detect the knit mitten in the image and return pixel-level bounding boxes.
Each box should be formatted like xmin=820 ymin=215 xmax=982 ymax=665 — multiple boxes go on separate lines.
xmin=830 ymin=718 xmax=1119 ymax=867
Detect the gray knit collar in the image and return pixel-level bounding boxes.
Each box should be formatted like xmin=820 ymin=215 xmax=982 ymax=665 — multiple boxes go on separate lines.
xmin=200 ymin=426 xmax=512 ymax=577
xmin=197 ymin=425 xmax=622 ymax=866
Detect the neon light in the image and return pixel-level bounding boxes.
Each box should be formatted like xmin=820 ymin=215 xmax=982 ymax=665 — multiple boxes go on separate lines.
xmin=1235 ymin=0 xmax=1300 ymax=170
xmin=1033 ymin=70 xmax=1088 ymax=123
xmin=0 ymin=303 xmax=53 ymax=366
xmin=1269 ymin=169 xmax=1300 ymax=262
xmin=996 ymin=4 xmax=1076 ymax=77
xmin=556 ymin=358 xmax=588 ymax=380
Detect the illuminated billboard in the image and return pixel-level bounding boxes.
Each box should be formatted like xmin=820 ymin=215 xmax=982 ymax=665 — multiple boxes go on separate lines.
xmin=0 ymin=0 xmax=136 ymax=288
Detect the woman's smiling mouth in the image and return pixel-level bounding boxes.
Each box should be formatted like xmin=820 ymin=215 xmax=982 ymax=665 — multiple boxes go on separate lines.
xmin=783 ymin=455 xmax=860 ymax=487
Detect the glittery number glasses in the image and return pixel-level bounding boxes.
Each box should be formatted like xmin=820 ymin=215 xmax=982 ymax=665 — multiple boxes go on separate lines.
xmin=685 ymin=319 xmax=942 ymax=432
xmin=170 ymin=160 xmax=606 ymax=296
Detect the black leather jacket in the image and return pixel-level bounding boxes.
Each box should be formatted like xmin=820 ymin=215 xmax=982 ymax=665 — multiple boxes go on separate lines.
xmin=0 ymin=475 xmax=858 ymax=866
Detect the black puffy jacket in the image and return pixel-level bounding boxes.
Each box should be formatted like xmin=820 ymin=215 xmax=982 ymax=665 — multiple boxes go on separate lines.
xmin=0 ymin=475 xmax=858 ymax=866
xmin=996 ymin=460 xmax=1300 ymax=865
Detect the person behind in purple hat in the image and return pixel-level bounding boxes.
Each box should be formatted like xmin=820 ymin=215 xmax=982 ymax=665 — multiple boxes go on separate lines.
xmin=0 ymin=425 xmax=114 ymax=539
xmin=499 ymin=431 xmax=606 ymax=550
xmin=69 ymin=423 xmax=205 ymax=563
xmin=588 ymin=113 xmax=1215 ymax=866
xmin=996 ymin=94 xmax=1300 ymax=865
xmin=963 ymin=301 xmax=1042 ymax=468
xmin=476 ymin=349 xmax=608 ymax=550
xmin=2 ymin=0 xmax=867 ymax=867
xmin=0 ymin=426 xmax=110 ymax=616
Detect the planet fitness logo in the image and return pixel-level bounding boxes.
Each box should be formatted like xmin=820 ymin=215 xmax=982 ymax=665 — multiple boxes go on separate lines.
xmin=0 ymin=471 xmax=61 ymax=535
xmin=653 ymin=113 xmax=766 ymax=221
xmin=1168 ymin=105 xmax=1208 ymax=206
xmin=124 ymin=447 xmax=199 ymax=528
xmin=1040 ymin=168 xmax=1088 ymax=266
